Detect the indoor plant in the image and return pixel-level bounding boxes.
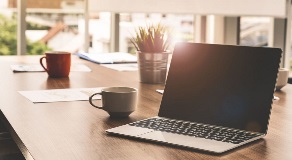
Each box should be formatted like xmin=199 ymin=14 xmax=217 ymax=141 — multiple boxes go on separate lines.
xmin=131 ymin=24 xmax=171 ymax=84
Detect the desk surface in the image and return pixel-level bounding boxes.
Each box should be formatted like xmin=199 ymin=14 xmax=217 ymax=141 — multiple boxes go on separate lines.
xmin=0 ymin=55 xmax=291 ymax=160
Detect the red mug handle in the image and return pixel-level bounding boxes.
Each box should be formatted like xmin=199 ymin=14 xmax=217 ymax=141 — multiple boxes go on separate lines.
xmin=40 ymin=56 xmax=48 ymax=72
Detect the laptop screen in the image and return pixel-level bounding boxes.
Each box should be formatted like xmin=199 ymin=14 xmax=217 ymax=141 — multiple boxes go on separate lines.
xmin=158 ymin=43 xmax=282 ymax=133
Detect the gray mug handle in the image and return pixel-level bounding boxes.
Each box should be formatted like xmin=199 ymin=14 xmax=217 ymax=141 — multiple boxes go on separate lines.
xmin=89 ymin=93 xmax=103 ymax=109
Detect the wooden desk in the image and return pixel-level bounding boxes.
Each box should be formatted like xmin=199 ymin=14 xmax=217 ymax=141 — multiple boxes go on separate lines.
xmin=0 ymin=56 xmax=291 ymax=160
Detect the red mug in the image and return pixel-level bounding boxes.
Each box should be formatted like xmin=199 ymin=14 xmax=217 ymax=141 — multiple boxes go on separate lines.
xmin=40 ymin=51 xmax=71 ymax=78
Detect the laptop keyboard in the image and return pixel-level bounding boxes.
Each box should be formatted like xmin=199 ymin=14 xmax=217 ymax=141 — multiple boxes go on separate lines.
xmin=129 ymin=118 xmax=261 ymax=144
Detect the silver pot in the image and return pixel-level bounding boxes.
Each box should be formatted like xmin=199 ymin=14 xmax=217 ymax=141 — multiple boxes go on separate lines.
xmin=137 ymin=51 xmax=170 ymax=84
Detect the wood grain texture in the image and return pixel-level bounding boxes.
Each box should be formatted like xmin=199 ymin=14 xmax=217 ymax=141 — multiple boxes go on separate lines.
xmin=0 ymin=55 xmax=291 ymax=160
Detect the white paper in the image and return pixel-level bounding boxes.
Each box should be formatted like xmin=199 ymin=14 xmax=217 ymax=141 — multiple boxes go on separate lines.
xmin=71 ymin=64 xmax=92 ymax=72
xmin=11 ymin=64 xmax=44 ymax=72
xmin=11 ymin=64 xmax=91 ymax=72
xmin=156 ymin=89 xmax=164 ymax=94
xmin=19 ymin=88 xmax=102 ymax=103
xmin=77 ymin=52 xmax=137 ymax=64
xmin=101 ymin=63 xmax=138 ymax=71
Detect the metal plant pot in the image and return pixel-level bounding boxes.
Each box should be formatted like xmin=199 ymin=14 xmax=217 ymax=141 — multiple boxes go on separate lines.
xmin=137 ymin=51 xmax=170 ymax=84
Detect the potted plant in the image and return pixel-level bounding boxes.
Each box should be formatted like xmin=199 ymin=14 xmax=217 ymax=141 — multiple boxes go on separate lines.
xmin=131 ymin=24 xmax=171 ymax=84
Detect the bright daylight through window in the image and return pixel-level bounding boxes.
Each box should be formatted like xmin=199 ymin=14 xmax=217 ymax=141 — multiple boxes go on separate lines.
xmin=0 ymin=0 xmax=291 ymax=75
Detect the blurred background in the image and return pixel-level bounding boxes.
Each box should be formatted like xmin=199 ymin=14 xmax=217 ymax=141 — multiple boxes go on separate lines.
xmin=0 ymin=0 xmax=291 ymax=74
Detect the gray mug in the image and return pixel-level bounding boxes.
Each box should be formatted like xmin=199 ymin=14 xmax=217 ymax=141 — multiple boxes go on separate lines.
xmin=276 ymin=68 xmax=289 ymax=90
xmin=89 ymin=87 xmax=137 ymax=117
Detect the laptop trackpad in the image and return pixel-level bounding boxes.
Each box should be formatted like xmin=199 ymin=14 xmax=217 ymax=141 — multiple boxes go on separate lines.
xmin=138 ymin=131 xmax=236 ymax=152
xmin=106 ymin=125 xmax=153 ymax=137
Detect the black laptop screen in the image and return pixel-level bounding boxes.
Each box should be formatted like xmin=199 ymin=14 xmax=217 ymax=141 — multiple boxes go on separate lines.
xmin=158 ymin=43 xmax=281 ymax=133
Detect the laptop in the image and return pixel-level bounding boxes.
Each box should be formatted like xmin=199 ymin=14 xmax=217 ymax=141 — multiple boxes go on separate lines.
xmin=106 ymin=43 xmax=282 ymax=153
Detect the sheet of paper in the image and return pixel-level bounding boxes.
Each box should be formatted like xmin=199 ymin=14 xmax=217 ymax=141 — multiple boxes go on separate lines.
xmin=71 ymin=64 xmax=92 ymax=72
xmin=11 ymin=64 xmax=44 ymax=72
xmin=156 ymin=89 xmax=164 ymax=94
xmin=19 ymin=88 xmax=102 ymax=103
xmin=101 ymin=63 xmax=138 ymax=71
xmin=10 ymin=64 xmax=91 ymax=72
xmin=77 ymin=52 xmax=137 ymax=64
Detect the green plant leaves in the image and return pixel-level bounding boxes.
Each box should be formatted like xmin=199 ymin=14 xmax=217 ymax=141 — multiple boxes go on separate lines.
xmin=0 ymin=14 xmax=51 ymax=55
